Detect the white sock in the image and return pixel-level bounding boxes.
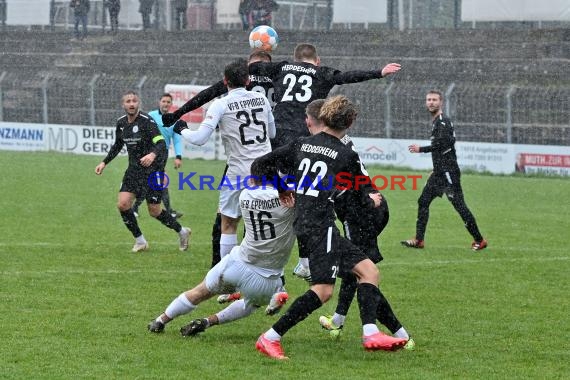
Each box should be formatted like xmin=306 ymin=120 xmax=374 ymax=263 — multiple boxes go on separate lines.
xmin=216 ymin=299 xmax=257 ymax=324
xmin=362 ymin=324 xmax=380 ymax=336
xmin=135 ymin=235 xmax=147 ymax=244
xmin=394 ymin=327 xmax=409 ymax=339
xmin=220 ymin=234 xmax=238 ymax=258
xmin=299 ymin=257 xmax=309 ymax=268
xmin=164 ymin=293 xmax=196 ymax=320
xmin=264 ymin=328 xmax=281 ymax=341
xmin=332 ymin=313 xmax=346 ymax=327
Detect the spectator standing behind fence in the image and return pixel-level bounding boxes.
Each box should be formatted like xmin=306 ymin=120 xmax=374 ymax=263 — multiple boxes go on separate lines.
xmin=250 ymin=0 xmax=278 ymax=28
xmin=139 ymin=0 xmax=154 ymax=30
xmin=104 ymin=0 xmax=120 ymax=35
xmin=173 ymin=0 xmax=188 ymax=30
xmin=238 ymin=0 xmax=252 ymax=30
xmin=70 ymin=0 xmax=90 ymax=40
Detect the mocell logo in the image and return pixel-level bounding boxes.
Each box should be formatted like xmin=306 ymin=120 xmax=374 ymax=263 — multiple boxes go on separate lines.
xmin=359 ymin=146 xmax=399 ymax=162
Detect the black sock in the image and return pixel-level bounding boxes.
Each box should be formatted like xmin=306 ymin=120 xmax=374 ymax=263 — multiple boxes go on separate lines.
xmin=155 ymin=210 xmax=182 ymax=232
xmin=162 ymin=188 xmax=172 ymax=212
xmin=357 ymin=283 xmax=381 ymax=326
xmin=465 ymin=221 xmax=483 ymax=242
xmin=376 ymin=288 xmax=402 ymax=334
xmin=120 ymin=209 xmax=142 ymax=238
xmin=273 ymin=290 xmax=322 ymax=336
xmin=211 ymin=213 xmax=221 ymax=268
xmin=336 ymin=276 xmax=357 ymax=316
xmin=132 ymin=196 xmax=144 ymax=214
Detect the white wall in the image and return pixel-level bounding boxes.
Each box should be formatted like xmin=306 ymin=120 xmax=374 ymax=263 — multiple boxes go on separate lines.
xmin=462 ymin=0 xmax=570 ymax=21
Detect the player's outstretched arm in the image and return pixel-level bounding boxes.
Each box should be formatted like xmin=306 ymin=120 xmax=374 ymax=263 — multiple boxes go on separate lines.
xmin=333 ymin=63 xmax=401 ymax=85
xmin=380 ymin=63 xmax=401 ymax=77
xmin=162 ymin=80 xmax=227 ymax=126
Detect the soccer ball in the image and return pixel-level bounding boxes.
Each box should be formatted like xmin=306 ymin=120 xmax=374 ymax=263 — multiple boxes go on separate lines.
xmin=248 ymin=25 xmax=279 ymax=52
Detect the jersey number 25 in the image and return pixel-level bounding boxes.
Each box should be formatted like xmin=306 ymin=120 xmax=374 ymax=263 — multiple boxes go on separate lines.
xmin=237 ymin=108 xmax=267 ymax=145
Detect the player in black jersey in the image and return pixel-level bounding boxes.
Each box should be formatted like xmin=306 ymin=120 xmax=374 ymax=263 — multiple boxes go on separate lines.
xmin=401 ymin=90 xmax=487 ymax=251
xmin=248 ymin=43 xmax=401 ymax=149
xmin=94 ymin=91 xmax=191 ymax=253
xmin=163 ymin=44 xmax=401 ymax=149
xmin=300 ymin=99 xmax=414 ymax=349
xmin=162 ymin=50 xmax=274 ymax=270
xmin=162 ymin=50 xmax=275 ymax=127
xmin=254 ymin=95 xmax=408 ymax=360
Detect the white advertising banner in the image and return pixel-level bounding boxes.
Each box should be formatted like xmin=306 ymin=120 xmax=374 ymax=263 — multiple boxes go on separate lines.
xmin=0 ymin=122 xmax=46 ymax=151
xmin=2 ymin=121 xmax=569 ymax=177
xmin=462 ymin=0 xmax=570 ymax=21
xmin=333 ymin=0 xmax=387 ymax=23
xmin=45 ymin=124 xmax=127 ymax=156
xmin=352 ymin=137 xmax=518 ymax=175
xmin=216 ymin=0 xmax=241 ymax=24
xmin=164 ymin=84 xmax=218 ymax=161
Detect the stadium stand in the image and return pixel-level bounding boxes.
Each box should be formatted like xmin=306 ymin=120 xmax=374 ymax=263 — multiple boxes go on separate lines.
xmin=0 ymin=28 xmax=568 ymax=144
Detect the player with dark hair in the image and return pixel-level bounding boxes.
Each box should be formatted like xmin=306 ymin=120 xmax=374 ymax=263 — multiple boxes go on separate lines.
xmin=303 ymin=99 xmax=414 ymax=349
xmin=94 ymin=91 xmax=190 ymax=253
xmin=173 ymin=59 xmax=275 ymax=271
xmin=163 ymin=50 xmax=274 ymax=272
xmin=402 ymin=90 xmax=487 ymax=251
xmin=254 ymin=95 xmax=408 ymax=360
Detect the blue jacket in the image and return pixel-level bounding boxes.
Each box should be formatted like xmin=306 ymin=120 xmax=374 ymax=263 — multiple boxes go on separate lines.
xmin=148 ymin=110 xmax=184 ymax=158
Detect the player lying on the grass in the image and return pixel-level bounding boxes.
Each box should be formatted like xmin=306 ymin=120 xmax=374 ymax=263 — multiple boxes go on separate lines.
xmin=148 ymin=160 xmax=296 ymax=334
xmin=253 ymin=95 xmax=409 ymax=360
xmin=301 ymin=99 xmax=414 ymax=349
xmin=94 ymin=90 xmax=190 ymax=253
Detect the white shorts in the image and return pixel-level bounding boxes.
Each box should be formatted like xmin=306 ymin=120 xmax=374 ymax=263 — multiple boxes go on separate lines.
xmin=205 ymin=247 xmax=283 ymax=307
xmin=219 ymin=188 xmax=243 ymax=219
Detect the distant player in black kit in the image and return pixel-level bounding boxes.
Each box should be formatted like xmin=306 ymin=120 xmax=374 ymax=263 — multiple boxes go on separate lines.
xmin=248 ymin=43 xmax=401 ymax=148
xmin=401 ymin=90 xmax=487 ymax=251
xmin=254 ymin=95 xmax=408 ymax=360
xmin=94 ymin=91 xmax=191 ymax=253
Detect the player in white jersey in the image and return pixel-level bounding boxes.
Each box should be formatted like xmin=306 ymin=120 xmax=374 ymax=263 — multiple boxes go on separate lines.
xmin=174 ymin=59 xmax=276 ymax=260
xmin=148 ymin=161 xmax=296 ymax=334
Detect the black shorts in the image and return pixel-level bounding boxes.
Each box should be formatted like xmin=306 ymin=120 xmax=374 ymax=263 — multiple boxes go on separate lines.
xmin=342 ymin=220 xmax=383 ymax=264
xmin=119 ymin=167 xmax=164 ymax=204
xmin=424 ymin=171 xmax=464 ymax=199
xmin=298 ymin=227 xmax=368 ymax=285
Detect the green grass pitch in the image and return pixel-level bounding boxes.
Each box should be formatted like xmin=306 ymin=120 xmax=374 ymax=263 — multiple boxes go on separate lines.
xmin=1 ymin=151 xmax=568 ymax=379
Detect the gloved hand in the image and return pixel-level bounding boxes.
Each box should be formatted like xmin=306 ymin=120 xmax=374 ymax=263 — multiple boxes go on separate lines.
xmin=173 ymin=120 xmax=189 ymax=135
xmin=162 ymin=110 xmax=183 ymax=126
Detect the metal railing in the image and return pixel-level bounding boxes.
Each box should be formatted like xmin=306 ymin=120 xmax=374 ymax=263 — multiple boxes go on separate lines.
xmin=0 ymin=71 xmax=567 ymax=146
